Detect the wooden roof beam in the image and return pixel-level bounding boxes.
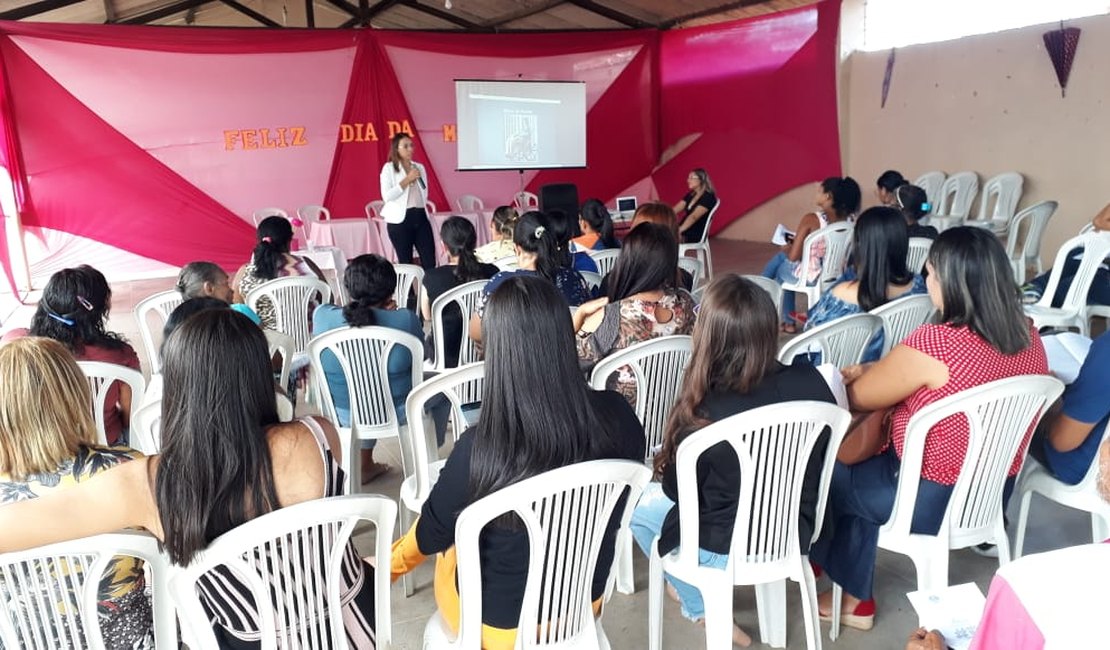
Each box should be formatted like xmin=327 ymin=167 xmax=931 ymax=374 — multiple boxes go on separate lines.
xmin=220 ymin=0 xmax=283 ymax=26
xmin=563 ymin=0 xmax=650 ymax=29
xmin=661 ymin=0 xmax=767 ymax=29
xmin=116 ymin=0 xmax=212 ymax=24
xmin=0 ymin=0 xmax=85 ymax=21
xmin=484 ymin=0 xmax=563 ymax=28
xmin=399 ymin=0 xmax=481 ymax=29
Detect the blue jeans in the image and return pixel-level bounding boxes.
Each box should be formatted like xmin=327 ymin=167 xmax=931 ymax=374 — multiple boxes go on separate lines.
xmin=762 ymin=251 xmax=802 ymax=321
xmin=630 ymin=482 xmax=728 ymax=621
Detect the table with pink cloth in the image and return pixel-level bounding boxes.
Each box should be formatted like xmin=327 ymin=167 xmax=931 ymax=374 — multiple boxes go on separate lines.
xmin=307 ymin=218 xmax=385 ymax=262
xmin=374 ymin=211 xmax=492 ymax=265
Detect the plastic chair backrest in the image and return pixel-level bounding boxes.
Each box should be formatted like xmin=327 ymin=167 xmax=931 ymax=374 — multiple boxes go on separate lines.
xmin=245 ymin=277 xmax=332 ymax=354
xmin=906 ymin=237 xmax=933 ymax=273
xmin=393 ymin=263 xmax=424 ymax=311
xmin=425 ymin=200 xmax=438 ymax=214
xmin=130 ymin=398 xmax=162 ymax=456
xmin=670 ymin=402 xmax=850 ymax=581
xmin=253 ymin=207 xmax=289 ymax=227
xmin=796 ymin=222 xmax=854 ymax=296
xmin=366 ymin=200 xmax=384 ymax=220
xmin=886 ymin=375 xmax=1064 ymax=548
xmin=430 ymin=280 xmax=486 ymax=370
xmin=913 ymin=172 xmax=946 ymax=211
xmin=76 ymin=361 xmax=146 ymax=447
xmin=579 ymin=271 xmax=602 ymax=294
xmin=1005 ymin=200 xmax=1058 ymax=265
xmin=456 ymin=195 xmax=484 ymax=212
xmin=264 ymin=329 xmax=297 ymax=389
xmin=869 ymin=294 xmax=937 ymax=356
xmin=297 ymin=205 xmax=331 ymax=223
xmin=170 ymin=495 xmax=395 ymax=650
xmin=1032 ymin=231 xmax=1110 ymax=313
xmin=513 ymin=191 xmax=539 ymax=210
xmin=404 ymin=362 xmax=485 ymax=503
xmin=589 ymin=336 xmax=693 ymax=463
xmin=740 ymin=274 xmax=784 ymax=316
xmin=677 ymin=257 xmax=703 ymax=288
xmin=694 ymin=199 xmax=722 ymax=245
xmin=935 ymin=172 xmax=979 ymax=218
xmin=588 ymin=249 xmax=621 ymax=277
xmin=0 ymin=531 xmax=175 ymax=650
xmin=976 ymin=172 xmax=1023 ymax=222
xmin=453 ymin=461 xmax=651 ymax=649
xmin=777 ymin=313 xmax=883 ymax=369
xmin=133 ymin=290 xmax=183 ymax=375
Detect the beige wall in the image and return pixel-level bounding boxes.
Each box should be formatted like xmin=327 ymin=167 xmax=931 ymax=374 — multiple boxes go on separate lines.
xmin=722 ymin=10 xmax=1110 ymax=264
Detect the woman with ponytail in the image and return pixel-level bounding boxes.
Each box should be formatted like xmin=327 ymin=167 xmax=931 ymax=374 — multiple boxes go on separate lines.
xmin=233 ymin=216 xmax=325 ymax=330
xmin=312 ymin=254 xmax=424 ymax=483
xmin=421 ymin=217 xmax=499 ymax=367
xmin=895 ymin=184 xmax=939 ymax=240
xmin=573 ymin=198 xmax=620 ymax=251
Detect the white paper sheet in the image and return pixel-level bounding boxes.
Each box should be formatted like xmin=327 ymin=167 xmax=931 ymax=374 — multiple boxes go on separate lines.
xmin=906 ymin=582 xmax=986 ymax=650
xmin=1041 ymin=332 xmax=1093 ymax=384
xmin=771 ymin=223 xmax=796 ymax=246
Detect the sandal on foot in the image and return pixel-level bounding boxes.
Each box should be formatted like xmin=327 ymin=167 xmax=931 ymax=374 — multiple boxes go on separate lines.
xmin=818 ymin=596 xmax=875 ymax=631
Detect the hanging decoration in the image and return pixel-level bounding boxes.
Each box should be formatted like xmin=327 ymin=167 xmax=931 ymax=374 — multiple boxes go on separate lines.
xmin=1043 ymin=23 xmax=1081 ymax=97
xmin=881 ymin=47 xmax=896 ymax=108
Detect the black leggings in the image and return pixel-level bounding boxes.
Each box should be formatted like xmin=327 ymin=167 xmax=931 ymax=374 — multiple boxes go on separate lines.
xmin=387 ymin=207 xmax=436 ymax=270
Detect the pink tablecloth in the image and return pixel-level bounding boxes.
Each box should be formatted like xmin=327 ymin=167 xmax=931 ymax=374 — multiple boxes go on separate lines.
xmin=307 ymin=218 xmax=385 ymax=261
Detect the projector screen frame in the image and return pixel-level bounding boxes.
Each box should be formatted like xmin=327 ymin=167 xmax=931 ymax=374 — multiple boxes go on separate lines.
xmin=453 ymin=78 xmax=588 ymax=172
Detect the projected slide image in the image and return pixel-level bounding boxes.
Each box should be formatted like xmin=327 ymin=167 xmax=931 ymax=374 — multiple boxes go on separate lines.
xmin=504 ymin=111 xmax=538 ymax=163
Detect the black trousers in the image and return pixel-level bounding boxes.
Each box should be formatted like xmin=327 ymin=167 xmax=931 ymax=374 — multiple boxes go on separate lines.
xmin=387 ymin=207 xmax=436 ymax=270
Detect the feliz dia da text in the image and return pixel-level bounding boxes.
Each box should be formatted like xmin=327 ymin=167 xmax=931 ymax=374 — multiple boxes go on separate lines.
xmin=222 ymin=121 xmax=457 ymax=151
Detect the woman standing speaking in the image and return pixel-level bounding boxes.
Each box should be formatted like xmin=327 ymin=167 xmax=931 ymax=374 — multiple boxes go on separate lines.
xmin=380 ymin=132 xmax=436 ymax=270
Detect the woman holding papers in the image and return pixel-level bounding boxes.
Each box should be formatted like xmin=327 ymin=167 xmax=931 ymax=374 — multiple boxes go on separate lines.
xmin=380 ymin=132 xmax=436 ymax=270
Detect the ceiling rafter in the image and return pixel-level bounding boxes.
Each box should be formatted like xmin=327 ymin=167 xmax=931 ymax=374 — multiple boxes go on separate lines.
xmin=116 ymin=0 xmax=211 ymax=24
xmin=484 ymin=0 xmax=564 ymax=28
xmin=661 ymin=0 xmax=768 ymax=29
xmin=398 ymin=0 xmax=481 ymax=29
xmin=365 ymin=0 xmax=401 ymax=20
xmin=220 ymin=0 xmax=282 ymax=26
xmin=318 ymin=0 xmax=361 ymax=18
xmin=563 ymin=0 xmax=649 ymax=29
xmin=0 ymin=0 xmax=85 ymax=21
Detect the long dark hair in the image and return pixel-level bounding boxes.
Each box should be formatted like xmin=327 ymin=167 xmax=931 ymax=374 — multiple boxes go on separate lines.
xmin=29 ymin=266 xmax=128 ymax=354
xmin=929 ymin=227 xmax=1030 ymax=355
xmin=161 ymin=297 xmax=230 ymax=356
xmin=389 ymin=132 xmax=411 ymax=173
xmin=607 ymin=223 xmax=678 ymax=301
xmin=541 ymin=209 xmax=576 ymax=269
xmin=155 ymin=309 xmax=280 ymax=565
xmin=441 ymin=216 xmax=485 ymax=283
xmin=655 ymin=274 xmax=779 ymax=477
xmin=821 ymin=176 xmax=862 ymax=219
xmin=853 ymin=207 xmax=914 ymax=311
xmin=252 ymin=216 xmax=293 ymax=280
xmin=580 ymin=198 xmax=619 ymax=249
xmin=469 ymin=275 xmax=623 ymax=506
xmin=342 ymin=254 xmax=397 ymax=328
xmin=513 ymin=211 xmax=564 ymax=281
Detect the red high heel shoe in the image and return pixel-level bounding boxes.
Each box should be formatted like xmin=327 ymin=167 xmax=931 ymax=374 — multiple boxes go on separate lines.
xmin=819 ymin=596 xmax=875 ymax=631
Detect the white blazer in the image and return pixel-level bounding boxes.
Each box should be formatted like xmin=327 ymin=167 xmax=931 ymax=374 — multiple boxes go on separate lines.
xmin=379 ymin=161 xmax=428 ymax=224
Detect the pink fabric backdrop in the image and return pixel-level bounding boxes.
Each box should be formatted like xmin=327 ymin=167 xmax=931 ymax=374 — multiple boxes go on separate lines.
xmin=0 ymin=2 xmax=841 ymax=292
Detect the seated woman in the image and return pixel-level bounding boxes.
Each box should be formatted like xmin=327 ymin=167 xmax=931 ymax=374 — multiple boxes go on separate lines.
xmin=2 ymin=265 xmax=140 ymax=446
xmin=875 ymin=170 xmax=905 ymax=207
xmin=1021 ymin=201 xmax=1110 ymax=306
xmin=629 ymin=274 xmax=845 ymax=648
xmin=474 ymin=205 xmax=519 ymax=264
xmin=673 ymin=168 xmax=718 ymax=244
xmin=761 ymin=177 xmax=862 ymax=332
xmin=572 ymin=198 xmax=620 ymax=251
xmin=468 ymin=211 xmax=591 ymax=342
xmin=392 ymin=275 xmax=645 ymax=650
xmin=420 ymin=217 xmax=499 ymax=368
xmin=314 ymin=254 xmax=440 ymax=484
xmin=625 ymin=202 xmax=695 ymax=291
xmin=895 ymin=185 xmax=938 ymax=240
xmin=546 ymin=208 xmax=599 ymax=273
xmin=810 ymin=227 xmax=1048 ymax=631
xmin=805 ymin=207 xmax=926 ymax=361
xmin=0 ymin=337 xmax=149 ymax=647
xmin=574 ymin=223 xmax=696 ymax=403
xmin=175 ymin=260 xmax=260 ymax=324
xmin=233 ymin=215 xmax=326 ymax=330
xmin=0 ymin=309 xmax=380 ymax=648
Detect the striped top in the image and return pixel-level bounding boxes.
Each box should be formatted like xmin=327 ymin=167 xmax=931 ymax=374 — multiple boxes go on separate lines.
xmin=195 ymin=417 xmax=376 ymax=648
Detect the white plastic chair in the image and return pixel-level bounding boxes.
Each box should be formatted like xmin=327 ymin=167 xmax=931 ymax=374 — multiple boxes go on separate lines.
xmin=400 ymin=362 xmax=485 ymax=597
xmin=430 ymin=280 xmax=486 ymax=370
xmin=425 ymin=200 xmax=438 ymax=214
xmin=0 ymin=531 xmax=176 ymax=650
xmin=493 ymin=256 xmax=518 ymax=272
xmin=906 ymin=237 xmax=933 ymax=274
xmin=579 ymin=270 xmax=602 ymax=294
xmin=365 ymin=200 xmax=384 ymax=220
xmin=678 ymin=199 xmax=721 ymax=278
xmin=308 ymin=326 xmax=423 ymax=494
xmin=393 ymin=263 xmax=424 ymax=311
xmin=690 ymin=285 xmax=706 ymax=304
xmin=129 ymin=398 xmax=162 ymax=456
xmin=133 ymin=289 xmax=183 ymax=375
xmin=589 ymin=249 xmax=621 ymax=277
xmin=297 ymin=205 xmax=331 ymax=223
xmin=777 ymin=313 xmax=883 ymax=369
xmin=513 ymin=191 xmax=539 ymax=211
xmin=252 ymin=207 xmax=289 ymax=227
xmin=456 ymin=195 xmax=484 ymax=212
xmin=741 ymin=274 xmax=784 ymax=317
xmin=869 ymin=294 xmax=937 ymax=356
xmin=264 ymin=329 xmax=297 ymax=391
xmin=245 ymin=276 xmax=332 ymax=354
xmin=1015 ymin=421 xmax=1110 ymax=558
xmin=648 ymin=402 xmax=852 ymax=650
xmin=780 ymin=222 xmax=854 ymax=313
xmin=934 ymin=172 xmax=979 ymax=218
xmin=1005 ymin=200 xmax=1059 ymax=284
xmin=423 ymin=460 xmax=651 ymax=650
xmin=76 ymin=361 xmax=146 ymax=447
xmin=677 ymin=256 xmax=704 ymax=289
xmin=589 ymin=335 xmax=694 ymax=595
xmin=1023 ymin=231 xmax=1110 ymax=335
xmin=971 ymin=172 xmax=1023 ymax=234
xmin=829 ymin=375 xmax=1065 ymax=640
xmin=171 ymin=495 xmax=395 ymax=650
xmin=913 ymin=172 xmax=945 ymax=210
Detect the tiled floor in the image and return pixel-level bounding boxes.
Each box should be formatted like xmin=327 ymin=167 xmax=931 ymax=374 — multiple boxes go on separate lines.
xmin=1 ymin=239 xmax=1098 ymax=649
